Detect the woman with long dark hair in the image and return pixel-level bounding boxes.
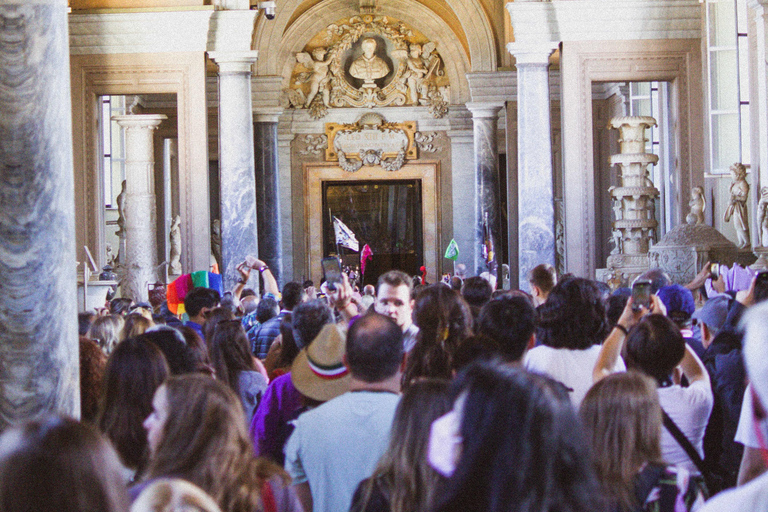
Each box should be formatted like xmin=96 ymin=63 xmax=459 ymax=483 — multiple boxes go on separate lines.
xmin=350 ymin=379 xmax=451 ymax=512
xmin=402 ymin=285 xmax=473 ymax=390
xmin=209 ymin=320 xmax=268 ymax=423
xmin=138 ymin=374 xmax=301 ymax=512
xmin=98 ymin=337 xmax=169 ymax=481
xmin=427 ymin=360 xmax=602 ymax=512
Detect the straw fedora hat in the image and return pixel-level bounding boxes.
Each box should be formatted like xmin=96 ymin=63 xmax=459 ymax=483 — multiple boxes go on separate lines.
xmin=291 ymin=323 xmax=351 ymax=402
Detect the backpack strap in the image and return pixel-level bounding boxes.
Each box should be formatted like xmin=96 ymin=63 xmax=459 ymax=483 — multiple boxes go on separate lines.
xmin=661 ymin=410 xmax=706 ymax=474
xmin=261 ymin=481 xmax=278 ymax=512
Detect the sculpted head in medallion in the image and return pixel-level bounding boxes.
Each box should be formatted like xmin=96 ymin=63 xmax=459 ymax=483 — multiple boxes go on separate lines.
xmin=349 ymin=37 xmax=390 ymax=85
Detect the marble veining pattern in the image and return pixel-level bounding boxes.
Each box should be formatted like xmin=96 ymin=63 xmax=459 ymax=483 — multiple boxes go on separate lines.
xmin=472 ymin=112 xmax=501 ymax=276
xmin=0 ymin=1 xmax=79 ymax=426
xmin=517 ymin=63 xmax=555 ymax=290
xmin=254 ymin=121 xmax=283 ymax=285
xmin=218 ymin=71 xmax=259 ymax=291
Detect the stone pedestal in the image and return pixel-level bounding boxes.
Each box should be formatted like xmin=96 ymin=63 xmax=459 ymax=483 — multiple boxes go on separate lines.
xmin=511 ymin=45 xmax=558 ymax=289
xmin=605 ymin=116 xmax=659 ymax=283
xmin=113 ymin=114 xmax=167 ymax=304
xmin=254 ymin=111 xmax=283 ymax=285
xmin=0 ymin=0 xmax=79 ymax=425
xmin=467 ymin=103 xmax=503 ymax=277
xmin=210 ymin=51 xmax=260 ymax=292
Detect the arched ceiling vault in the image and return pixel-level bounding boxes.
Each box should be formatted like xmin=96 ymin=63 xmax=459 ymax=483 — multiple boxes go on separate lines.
xmin=273 ymin=0 xmax=472 ymax=103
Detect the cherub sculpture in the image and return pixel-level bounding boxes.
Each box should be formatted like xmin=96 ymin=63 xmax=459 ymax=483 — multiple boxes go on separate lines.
xmin=687 ymin=186 xmax=705 ymax=225
xmin=296 ymin=47 xmax=333 ymax=108
xmin=403 ymin=42 xmax=438 ymax=105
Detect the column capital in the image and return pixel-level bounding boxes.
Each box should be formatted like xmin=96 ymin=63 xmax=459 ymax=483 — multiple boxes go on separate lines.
xmin=209 ymin=51 xmax=259 ymax=74
xmin=112 ymin=114 xmax=167 ymax=130
xmin=254 ymin=108 xmax=283 ymax=123
xmin=507 ymin=42 xmax=558 ymax=65
xmin=466 ymin=102 xmax=504 ymax=119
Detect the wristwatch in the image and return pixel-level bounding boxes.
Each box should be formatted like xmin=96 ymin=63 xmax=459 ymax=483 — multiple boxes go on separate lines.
xmin=258 ymin=265 xmax=269 ymax=273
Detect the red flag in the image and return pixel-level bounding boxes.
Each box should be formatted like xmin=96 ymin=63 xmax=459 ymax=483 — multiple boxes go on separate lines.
xmin=361 ymin=244 xmax=373 ymax=275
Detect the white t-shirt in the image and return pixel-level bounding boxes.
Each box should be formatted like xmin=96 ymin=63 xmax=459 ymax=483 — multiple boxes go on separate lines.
xmin=658 ymin=379 xmax=714 ymax=473
xmin=524 ymin=344 xmax=625 ymax=406
xmin=734 ymin=383 xmax=767 ymax=449
xmin=699 ymin=470 xmax=768 ymax=512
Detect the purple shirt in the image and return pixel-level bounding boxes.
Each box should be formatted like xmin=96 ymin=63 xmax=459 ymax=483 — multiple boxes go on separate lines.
xmin=249 ymin=372 xmax=303 ymax=465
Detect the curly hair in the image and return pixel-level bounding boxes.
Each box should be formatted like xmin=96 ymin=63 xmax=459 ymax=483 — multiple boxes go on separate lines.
xmin=403 ymin=285 xmax=473 ymax=389
xmin=535 ymin=277 xmax=611 ymax=350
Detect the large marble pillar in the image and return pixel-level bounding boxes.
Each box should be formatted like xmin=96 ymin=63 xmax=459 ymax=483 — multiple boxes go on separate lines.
xmin=467 ymin=104 xmax=503 ymax=277
xmin=0 ymin=0 xmax=79 ymax=425
xmin=254 ymin=112 xmax=283 ymax=285
xmin=113 ymin=115 xmax=166 ymax=304
xmin=209 ymin=52 xmax=259 ymax=292
xmin=510 ymin=44 xmax=558 ymax=290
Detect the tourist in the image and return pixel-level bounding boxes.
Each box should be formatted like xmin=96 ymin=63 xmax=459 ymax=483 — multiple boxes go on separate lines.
xmin=0 ymin=416 xmax=130 ymax=512
xmin=137 ymin=374 xmax=301 ymax=512
xmin=580 ymin=371 xmax=706 ymax=511
xmin=208 ymin=319 xmax=269 ymax=423
xmin=525 ymin=277 xmax=621 ymax=405
xmin=476 ymin=294 xmax=536 ymax=364
xmin=182 ymin=287 xmax=220 ymax=342
xmin=427 ymin=361 xmax=602 ymax=512
xmin=98 ymin=337 xmax=170 ymax=481
xmin=80 ymin=334 xmax=107 ymax=424
xmin=121 ymin=312 xmax=154 ymax=341
xmin=528 ymin=263 xmax=557 ymax=306
xmin=375 ymin=270 xmax=419 ymax=352
xmin=131 ymin=478 xmax=221 ymax=512
xmin=460 ymin=276 xmax=492 ymax=322
xmin=402 ymin=284 xmax=472 ymax=390
xmin=88 ymin=314 xmax=124 ymax=355
xmin=285 ymin=313 xmax=403 ymax=512
xmin=350 ymin=379 xmax=451 ymax=512
xmin=252 ymin=281 xmax=305 ymax=359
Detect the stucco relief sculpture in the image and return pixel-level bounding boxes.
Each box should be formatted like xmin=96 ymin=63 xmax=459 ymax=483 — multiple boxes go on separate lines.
xmin=285 ymin=15 xmax=449 ymax=120
xmin=758 ymin=187 xmax=768 ymax=248
xmin=605 ymin=116 xmax=660 ymax=283
xmin=723 ymin=163 xmax=750 ymax=249
xmin=169 ymin=215 xmax=182 ymax=275
xmin=687 ymin=186 xmax=706 ymax=225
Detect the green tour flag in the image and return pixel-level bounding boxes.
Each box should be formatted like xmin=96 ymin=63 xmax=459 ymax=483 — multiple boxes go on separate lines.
xmin=444 ymin=238 xmax=459 ymax=260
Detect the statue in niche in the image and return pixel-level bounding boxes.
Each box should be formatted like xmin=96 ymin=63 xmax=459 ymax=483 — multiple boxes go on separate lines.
xmin=115 ymin=180 xmax=127 ymax=238
xmin=105 ymin=243 xmax=116 ymax=267
xmin=211 ymin=219 xmax=222 ymax=270
xmin=610 ymin=229 xmax=623 ymax=255
xmin=686 ymin=186 xmax=706 ymax=225
xmin=349 ymin=38 xmax=390 ymax=87
xmin=169 ymin=215 xmax=182 ymax=275
xmin=404 ymin=43 xmax=429 ymax=104
xmin=757 ymin=186 xmax=768 ymax=247
xmin=296 ymin=48 xmax=333 ymax=108
xmin=723 ymin=162 xmax=750 ymax=249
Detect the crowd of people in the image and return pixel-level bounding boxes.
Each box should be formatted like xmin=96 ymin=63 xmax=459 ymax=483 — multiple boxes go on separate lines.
xmin=1 ymin=257 xmax=768 ymax=512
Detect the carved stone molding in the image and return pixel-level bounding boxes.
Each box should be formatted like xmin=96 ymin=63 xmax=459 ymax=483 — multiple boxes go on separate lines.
xmin=284 ymin=15 xmax=449 ymax=120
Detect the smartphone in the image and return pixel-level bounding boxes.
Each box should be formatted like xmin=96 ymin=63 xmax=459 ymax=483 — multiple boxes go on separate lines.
xmin=710 ymin=263 xmax=720 ymax=280
xmin=755 ymin=271 xmax=768 ymax=303
xmin=322 ymin=257 xmax=342 ymax=291
xmin=631 ymin=279 xmax=653 ymax=311
xmin=245 ymin=255 xmax=258 ymax=268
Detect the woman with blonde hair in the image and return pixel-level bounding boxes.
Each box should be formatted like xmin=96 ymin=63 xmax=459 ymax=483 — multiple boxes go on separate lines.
xmin=137 ymin=374 xmax=301 ymax=512
xmin=122 ymin=313 xmax=154 ymax=341
xmin=580 ymin=371 xmax=705 ymax=512
xmin=88 ymin=314 xmax=124 ymax=354
xmin=131 ymin=479 xmax=221 ymax=512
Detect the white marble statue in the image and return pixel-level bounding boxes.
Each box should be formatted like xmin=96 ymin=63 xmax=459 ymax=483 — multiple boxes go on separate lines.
xmin=349 ymin=38 xmax=390 ymax=86
xmin=211 ymin=219 xmax=222 ymax=270
xmin=169 ymin=215 xmax=182 ymax=275
xmin=404 ymin=43 xmax=429 ymax=104
xmin=723 ymin=163 xmax=750 ymax=249
xmin=296 ymin=47 xmax=333 ymax=108
xmin=115 ymin=179 xmax=126 ymax=238
xmin=758 ymin=186 xmax=768 ymax=248
xmin=687 ymin=186 xmax=705 ymax=225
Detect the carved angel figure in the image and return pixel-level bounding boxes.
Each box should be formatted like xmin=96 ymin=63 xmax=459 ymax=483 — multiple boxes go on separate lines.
xmin=687 ymin=186 xmax=705 ymax=225
xmin=403 ymin=42 xmax=438 ymax=105
xmin=296 ymin=48 xmax=334 ymax=108
xmin=758 ymin=186 xmax=768 ymax=247
xmin=724 ymin=163 xmax=750 ymax=249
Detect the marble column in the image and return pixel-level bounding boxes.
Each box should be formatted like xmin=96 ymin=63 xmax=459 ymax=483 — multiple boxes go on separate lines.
xmin=113 ymin=115 xmax=166 ymax=304
xmin=254 ymin=112 xmax=283 ymax=286
xmin=0 ymin=0 xmax=79 ymax=425
xmin=209 ymin=52 xmax=260 ymax=292
xmin=466 ymin=104 xmax=503 ymax=277
xmin=510 ymin=44 xmax=558 ymax=291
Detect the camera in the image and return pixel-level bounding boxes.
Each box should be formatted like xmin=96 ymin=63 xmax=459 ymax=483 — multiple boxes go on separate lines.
xmin=258 ymin=0 xmax=276 ymax=19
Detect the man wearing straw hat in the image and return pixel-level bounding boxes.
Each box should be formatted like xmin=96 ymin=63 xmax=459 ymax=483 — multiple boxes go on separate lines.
xmin=285 ymin=313 xmax=404 ymax=512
